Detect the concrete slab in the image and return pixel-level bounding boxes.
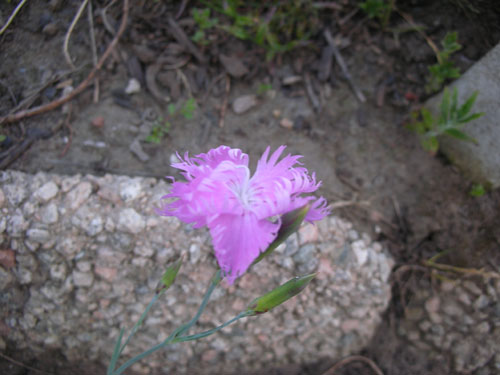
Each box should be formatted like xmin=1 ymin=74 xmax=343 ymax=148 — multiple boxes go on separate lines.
xmin=427 ymin=43 xmax=500 ymax=188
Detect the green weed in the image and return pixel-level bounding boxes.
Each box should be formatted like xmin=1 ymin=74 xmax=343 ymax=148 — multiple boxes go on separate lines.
xmin=469 ymin=184 xmax=486 ymax=197
xmin=359 ymin=0 xmax=394 ymax=29
xmin=426 ymin=32 xmax=462 ymax=93
xmin=146 ymin=117 xmax=171 ymax=144
xmin=145 ymin=99 xmax=197 ymax=143
xmin=191 ymin=8 xmax=218 ymax=45
xmin=408 ymin=87 xmax=483 ymax=153
xmin=257 ymin=83 xmax=272 ymax=96
xmin=198 ymin=0 xmax=318 ymax=60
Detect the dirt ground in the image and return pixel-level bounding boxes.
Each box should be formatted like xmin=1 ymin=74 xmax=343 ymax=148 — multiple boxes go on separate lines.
xmin=1 ymin=0 xmax=500 ymax=374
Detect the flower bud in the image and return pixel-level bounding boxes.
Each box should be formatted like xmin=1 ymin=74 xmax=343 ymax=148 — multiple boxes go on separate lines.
xmin=156 ymin=256 xmax=183 ymax=294
xmin=252 ymin=204 xmax=310 ymax=266
xmin=246 ymin=273 xmax=316 ymax=315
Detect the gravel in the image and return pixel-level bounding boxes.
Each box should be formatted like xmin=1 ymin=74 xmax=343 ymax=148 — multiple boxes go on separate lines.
xmin=0 ymin=170 xmax=396 ymax=374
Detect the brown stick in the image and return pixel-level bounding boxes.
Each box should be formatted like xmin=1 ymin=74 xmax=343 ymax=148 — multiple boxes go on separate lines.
xmin=219 ymin=75 xmax=230 ymax=128
xmin=0 ymin=352 xmax=54 ymax=375
xmin=0 ymin=0 xmax=129 ymax=125
xmin=321 ymin=355 xmax=384 ymax=375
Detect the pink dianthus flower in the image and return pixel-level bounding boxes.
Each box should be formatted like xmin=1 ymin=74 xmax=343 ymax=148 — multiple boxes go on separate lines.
xmin=158 ymin=145 xmax=329 ymax=283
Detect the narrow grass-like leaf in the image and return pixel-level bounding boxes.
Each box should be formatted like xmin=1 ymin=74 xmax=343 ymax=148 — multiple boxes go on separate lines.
xmin=107 ymin=328 xmax=124 ymax=375
xmin=444 ymin=128 xmax=477 ymax=144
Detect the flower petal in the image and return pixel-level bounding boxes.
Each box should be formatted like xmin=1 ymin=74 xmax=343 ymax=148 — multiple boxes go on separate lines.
xmin=208 ymin=212 xmax=279 ymax=284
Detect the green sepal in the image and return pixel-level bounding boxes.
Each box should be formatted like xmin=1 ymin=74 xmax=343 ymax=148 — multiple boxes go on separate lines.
xmin=156 ymin=256 xmax=183 ymax=294
xmin=252 ymin=204 xmax=311 ymax=266
xmin=246 ymin=273 xmax=316 ymax=315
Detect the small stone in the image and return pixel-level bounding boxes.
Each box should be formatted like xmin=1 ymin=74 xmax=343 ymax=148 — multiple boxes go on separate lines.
xmin=119 ymin=179 xmax=143 ymax=202
xmin=298 ymin=223 xmax=319 ymax=245
xmin=91 ymin=116 xmax=105 ymax=128
xmin=443 ymin=301 xmax=463 ymax=316
xmin=201 ymin=349 xmax=218 ymax=362
xmin=65 ymin=182 xmax=92 ymax=211
xmin=72 ymin=271 xmax=94 ymax=287
xmin=282 ymin=75 xmax=302 ymax=85
xmin=0 ymin=249 xmax=15 ymax=269
xmin=72 ymin=207 xmax=103 ymax=236
xmin=189 ymin=243 xmax=201 ymax=264
xmin=61 ymin=175 xmax=80 ymax=193
xmin=272 ymin=109 xmax=281 ymax=118
xmin=50 ymin=263 xmax=67 ymax=280
xmin=0 ymin=188 xmax=5 ymax=207
xmin=95 ymin=266 xmax=118 ymax=282
xmin=3 ymin=184 xmax=27 ymax=206
xmin=42 ymin=22 xmax=58 ymax=36
xmin=117 ymin=208 xmax=145 ymax=234
xmin=473 ymin=295 xmax=490 ymax=310
xmin=40 ymin=203 xmax=59 ymax=224
xmin=35 ymin=181 xmax=59 ymax=202
xmin=27 ymin=228 xmax=50 ymax=243
xmin=351 ymin=240 xmax=368 ymax=266
xmin=133 ymin=245 xmax=154 ymax=258
xmin=76 ymin=261 xmax=91 ymax=272
xmin=0 ymin=267 xmax=13 ymax=289
xmin=125 ymin=78 xmax=141 ymax=94
xmin=130 ymin=138 xmax=150 ymax=162
xmin=232 ymin=95 xmax=258 ymax=114
xmin=341 ymin=319 xmax=359 ymax=333
xmin=425 ymin=296 xmax=440 ymax=314
xmin=279 ymin=118 xmax=293 ymax=129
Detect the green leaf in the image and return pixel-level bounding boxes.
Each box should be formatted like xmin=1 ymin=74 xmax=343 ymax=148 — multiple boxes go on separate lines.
xmin=247 ymin=273 xmax=316 ymax=315
xmin=107 ymin=328 xmax=125 ymax=375
xmin=167 ymin=103 xmax=176 ymax=116
xmin=457 ymin=91 xmax=478 ymax=118
xmin=443 ymin=128 xmax=477 ymax=144
xmin=440 ymin=87 xmax=451 ymax=122
xmin=459 ymin=112 xmax=484 ymax=123
xmin=181 ymin=98 xmax=197 ymax=120
xmin=0 ymin=134 xmax=6 ymax=143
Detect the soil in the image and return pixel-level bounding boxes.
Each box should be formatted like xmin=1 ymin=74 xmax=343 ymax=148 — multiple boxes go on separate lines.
xmin=1 ymin=0 xmax=500 ymax=374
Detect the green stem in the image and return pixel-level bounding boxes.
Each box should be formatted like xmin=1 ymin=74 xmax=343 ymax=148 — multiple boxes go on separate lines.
xmin=174 ymin=311 xmax=252 ymax=343
xmin=175 ymin=269 xmax=222 ymax=338
xmin=118 ymin=292 xmax=161 ymax=357
xmin=111 ymin=270 xmax=222 ymax=375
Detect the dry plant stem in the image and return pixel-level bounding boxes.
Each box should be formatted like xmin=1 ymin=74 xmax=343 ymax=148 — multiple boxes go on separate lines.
xmin=64 ymin=0 xmax=89 ymax=69
xmin=395 ymin=8 xmax=441 ymax=63
xmin=0 ymin=352 xmax=54 ymax=375
xmin=304 ymin=72 xmax=321 ymax=112
xmin=60 ymin=104 xmax=73 ymax=157
xmin=0 ymin=0 xmax=129 ymax=125
xmin=423 ymin=260 xmax=500 ymax=279
xmin=219 ymin=75 xmax=230 ymax=128
xmin=0 ymin=0 xmax=29 ymax=36
xmin=323 ymin=28 xmax=366 ymax=103
xmin=322 ymin=355 xmax=384 ymax=375
xmin=101 ymin=0 xmax=118 ymax=36
xmin=87 ymin=0 xmax=100 ymax=103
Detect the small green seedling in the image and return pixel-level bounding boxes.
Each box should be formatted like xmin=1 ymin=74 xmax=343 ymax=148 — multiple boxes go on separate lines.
xmin=426 ymin=32 xmax=462 ymax=93
xmin=359 ymin=0 xmax=393 ymax=29
xmin=191 ymin=8 xmax=218 ymax=45
xmin=408 ymin=87 xmax=483 ymax=153
xmin=257 ymin=83 xmax=272 ymax=96
xmin=0 ymin=134 xmax=6 ymax=143
xmin=469 ymin=184 xmax=486 ymax=197
xmin=180 ymin=98 xmax=197 ymax=120
xmin=146 ymin=117 xmax=171 ymax=144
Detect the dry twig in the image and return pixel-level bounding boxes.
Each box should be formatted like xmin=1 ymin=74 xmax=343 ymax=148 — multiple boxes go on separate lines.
xmin=0 ymin=0 xmax=29 ymax=36
xmin=63 ymin=0 xmax=89 ymax=69
xmin=322 ymin=355 xmax=384 ymax=375
xmin=219 ymin=75 xmax=230 ymax=128
xmin=324 ymin=28 xmax=366 ymax=103
xmin=87 ymin=0 xmax=100 ymax=103
xmin=60 ymin=104 xmax=73 ymax=157
xmin=0 ymin=352 xmax=54 ymax=375
xmin=0 ymin=0 xmax=130 ymax=125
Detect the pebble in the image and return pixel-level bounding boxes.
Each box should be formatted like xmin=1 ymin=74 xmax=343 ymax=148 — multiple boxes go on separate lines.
xmin=232 ymin=95 xmax=258 ymax=114
xmin=65 ymin=182 xmax=92 ymax=211
xmin=40 ymin=203 xmax=59 ymax=224
xmin=26 ymin=228 xmax=50 ymax=243
xmin=72 ymin=271 xmax=94 ymax=287
xmin=0 ymin=188 xmax=5 ymax=207
xmin=279 ymin=118 xmax=293 ymax=129
xmin=117 ymin=208 xmax=145 ymax=234
xmin=125 ymin=78 xmax=141 ymax=94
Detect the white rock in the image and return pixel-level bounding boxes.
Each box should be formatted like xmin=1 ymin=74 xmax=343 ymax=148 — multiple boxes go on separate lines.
xmin=120 ymin=179 xmax=143 ymax=202
xmin=125 ymin=78 xmax=141 ymax=94
xmin=117 ymin=208 xmax=145 ymax=234
xmin=35 ymin=181 xmax=59 ymax=202
xmin=72 ymin=271 xmax=94 ymax=287
xmin=65 ymin=181 xmax=92 ymax=210
xmin=40 ymin=203 xmax=59 ymax=224
xmin=0 ymin=188 xmax=5 ymax=207
xmin=27 ymin=228 xmax=51 ymax=243
xmin=232 ymin=95 xmax=258 ymax=114
xmin=352 ymin=240 xmax=369 ymax=266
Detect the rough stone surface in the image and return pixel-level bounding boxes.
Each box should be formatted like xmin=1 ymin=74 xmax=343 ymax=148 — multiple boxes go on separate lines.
xmin=398 ymin=277 xmax=500 ymax=374
xmin=0 ymin=170 xmax=394 ymax=374
xmin=427 ymin=42 xmax=500 ymax=188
